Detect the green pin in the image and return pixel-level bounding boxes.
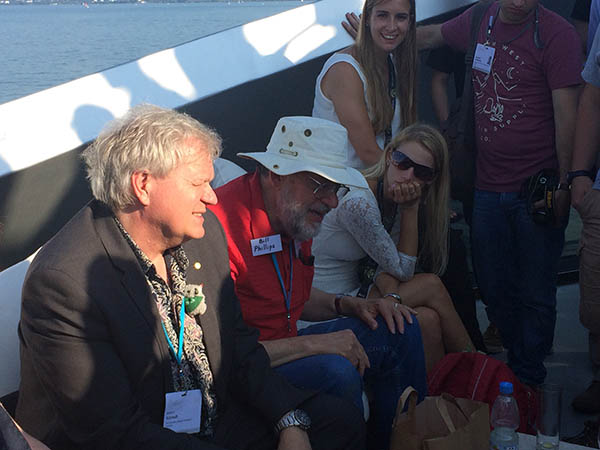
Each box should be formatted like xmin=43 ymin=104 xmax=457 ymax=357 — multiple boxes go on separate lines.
xmin=183 ymin=284 xmax=207 ymax=316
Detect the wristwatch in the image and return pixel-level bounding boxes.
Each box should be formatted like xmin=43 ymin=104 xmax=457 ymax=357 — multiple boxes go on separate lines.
xmin=567 ymin=170 xmax=595 ymax=186
xmin=274 ymin=409 xmax=311 ymax=434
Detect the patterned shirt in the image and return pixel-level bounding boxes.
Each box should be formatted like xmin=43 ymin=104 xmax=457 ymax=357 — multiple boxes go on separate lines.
xmin=442 ymin=3 xmax=582 ymax=191
xmin=115 ymin=218 xmax=218 ymax=436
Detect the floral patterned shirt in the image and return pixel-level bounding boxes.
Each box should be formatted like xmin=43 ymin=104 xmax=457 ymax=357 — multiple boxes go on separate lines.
xmin=115 ymin=218 xmax=218 ymax=436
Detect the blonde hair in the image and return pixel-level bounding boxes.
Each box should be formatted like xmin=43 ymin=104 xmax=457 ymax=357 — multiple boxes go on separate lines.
xmin=82 ymin=104 xmax=222 ymax=212
xmin=354 ymin=0 xmax=417 ymax=135
xmin=363 ymin=123 xmax=450 ymax=275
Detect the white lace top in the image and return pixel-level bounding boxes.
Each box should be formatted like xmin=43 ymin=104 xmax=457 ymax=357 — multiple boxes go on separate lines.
xmin=312 ymin=187 xmax=417 ymax=295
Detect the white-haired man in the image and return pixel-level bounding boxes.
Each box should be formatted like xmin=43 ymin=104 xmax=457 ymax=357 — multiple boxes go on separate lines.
xmin=16 ymin=105 xmax=365 ymax=450
xmin=209 ymin=116 xmax=427 ymax=450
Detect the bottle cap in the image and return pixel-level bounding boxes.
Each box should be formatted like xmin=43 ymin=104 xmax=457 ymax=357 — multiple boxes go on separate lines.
xmin=499 ymin=381 xmax=513 ymax=394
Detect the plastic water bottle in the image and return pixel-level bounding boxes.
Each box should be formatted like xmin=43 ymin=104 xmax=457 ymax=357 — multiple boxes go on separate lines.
xmin=490 ymin=381 xmax=520 ymax=450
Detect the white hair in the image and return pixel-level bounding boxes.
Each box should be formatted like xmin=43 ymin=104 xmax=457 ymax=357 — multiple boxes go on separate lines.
xmin=82 ymin=104 xmax=222 ymax=211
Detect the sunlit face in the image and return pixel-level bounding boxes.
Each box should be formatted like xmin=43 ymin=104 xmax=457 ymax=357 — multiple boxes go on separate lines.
xmin=278 ymin=172 xmax=339 ymax=241
xmin=145 ymin=139 xmax=217 ymax=248
xmin=385 ymin=140 xmax=435 ymax=188
xmin=368 ymin=0 xmax=411 ymax=55
xmin=498 ymin=0 xmax=539 ymax=24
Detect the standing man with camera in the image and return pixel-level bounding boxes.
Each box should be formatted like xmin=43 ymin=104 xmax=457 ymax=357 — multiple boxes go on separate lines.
xmin=415 ymin=0 xmax=582 ymax=386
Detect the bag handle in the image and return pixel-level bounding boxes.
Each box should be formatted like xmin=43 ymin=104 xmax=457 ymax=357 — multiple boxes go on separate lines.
xmin=435 ymin=393 xmax=472 ymax=433
xmin=393 ymin=386 xmax=419 ymax=426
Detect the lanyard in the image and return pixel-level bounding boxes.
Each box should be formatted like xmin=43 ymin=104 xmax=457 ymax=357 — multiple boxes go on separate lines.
xmin=384 ymin=55 xmax=397 ymax=147
xmin=271 ymin=242 xmax=294 ymax=332
xmin=485 ymin=5 xmax=538 ymax=46
xmin=162 ymin=301 xmax=186 ymax=366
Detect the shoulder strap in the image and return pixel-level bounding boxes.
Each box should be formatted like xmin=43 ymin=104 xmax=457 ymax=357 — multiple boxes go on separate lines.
xmin=465 ymin=0 xmax=494 ymax=68
xmin=457 ymin=0 xmax=494 ymax=134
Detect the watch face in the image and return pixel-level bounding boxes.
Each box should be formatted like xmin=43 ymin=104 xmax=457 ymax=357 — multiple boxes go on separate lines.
xmin=294 ymin=409 xmax=311 ymax=428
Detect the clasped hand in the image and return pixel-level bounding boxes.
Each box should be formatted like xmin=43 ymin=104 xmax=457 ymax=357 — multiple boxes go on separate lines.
xmin=532 ymin=188 xmax=571 ymax=226
xmin=390 ymin=181 xmax=423 ymax=209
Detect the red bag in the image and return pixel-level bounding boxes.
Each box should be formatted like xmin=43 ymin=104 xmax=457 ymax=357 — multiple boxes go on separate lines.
xmin=427 ymin=353 xmax=537 ymax=434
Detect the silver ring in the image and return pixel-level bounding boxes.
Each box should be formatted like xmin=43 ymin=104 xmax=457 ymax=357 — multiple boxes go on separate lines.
xmin=393 ymin=303 xmax=399 ymax=309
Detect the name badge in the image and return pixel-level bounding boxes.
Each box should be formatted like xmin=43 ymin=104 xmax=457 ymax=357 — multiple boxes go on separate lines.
xmin=473 ymin=43 xmax=495 ymax=74
xmin=251 ymin=234 xmax=283 ymax=257
xmin=163 ymin=390 xmax=202 ymax=434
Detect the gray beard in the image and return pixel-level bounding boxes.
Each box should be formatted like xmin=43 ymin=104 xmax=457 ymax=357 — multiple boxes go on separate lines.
xmin=279 ymin=199 xmax=322 ymax=242
xmin=279 ymin=184 xmax=328 ymax=241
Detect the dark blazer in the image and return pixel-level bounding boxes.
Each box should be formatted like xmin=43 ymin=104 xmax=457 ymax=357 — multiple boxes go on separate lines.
xmin=16 ymin=201 xmax=309 ymax=450
xmin=1 ymin=403 xmax=30 ymax=450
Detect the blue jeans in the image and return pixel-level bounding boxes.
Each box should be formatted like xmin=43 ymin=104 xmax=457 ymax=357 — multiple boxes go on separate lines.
xmin=471 ymin=190 xmax=566 ymax=385
xmin=275 ymin=316 xmax=427 ymax=450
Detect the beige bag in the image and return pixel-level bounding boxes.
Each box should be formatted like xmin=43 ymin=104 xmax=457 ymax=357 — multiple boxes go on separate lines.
xmin=389 ymin=387 xmax=490 ymax=450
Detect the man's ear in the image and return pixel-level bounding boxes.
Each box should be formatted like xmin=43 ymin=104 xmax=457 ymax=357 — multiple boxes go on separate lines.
xmin=131 ymin=170 xmax=152 ymax=206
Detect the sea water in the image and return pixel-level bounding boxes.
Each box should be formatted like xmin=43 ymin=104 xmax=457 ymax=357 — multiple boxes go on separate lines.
xmin=0 ymin=1 xmax=306 ymax=104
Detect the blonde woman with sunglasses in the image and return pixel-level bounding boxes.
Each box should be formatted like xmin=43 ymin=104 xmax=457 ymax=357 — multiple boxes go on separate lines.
xmin=312 ymin=124 xmax=475 ymax=371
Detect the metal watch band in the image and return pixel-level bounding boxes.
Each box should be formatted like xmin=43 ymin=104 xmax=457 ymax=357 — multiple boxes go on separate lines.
xmin=274 ymin=409 xmax=311 ymax=434
xmin=384 ymin=293 xmax=403 ymax=304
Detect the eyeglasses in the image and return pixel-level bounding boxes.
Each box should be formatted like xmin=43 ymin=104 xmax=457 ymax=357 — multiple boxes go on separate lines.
xmin=307 ymin=175 xmax=349 ymax=200
xmin=390 ymin=150 xmax=436 ymax=182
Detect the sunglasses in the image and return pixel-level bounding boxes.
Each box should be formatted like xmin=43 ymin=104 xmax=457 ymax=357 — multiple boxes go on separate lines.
xmin=390 ymin=150 xmax=436 ymax=182
xmin=307 ymin=175 xmax=349 ymax=200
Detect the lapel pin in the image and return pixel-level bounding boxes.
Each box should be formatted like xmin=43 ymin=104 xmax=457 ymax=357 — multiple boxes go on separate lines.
xmin=193 ymin=262 xmax=202 ymax=270
xmin=183 ymin=284 xmax=207 ymax=316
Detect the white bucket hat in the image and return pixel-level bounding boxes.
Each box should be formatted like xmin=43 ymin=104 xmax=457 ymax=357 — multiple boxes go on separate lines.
xmin=238 ymin=116 xmax=368 ymax=190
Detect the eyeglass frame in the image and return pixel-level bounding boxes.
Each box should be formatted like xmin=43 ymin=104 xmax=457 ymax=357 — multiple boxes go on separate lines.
xmin=306 ymin=174 xmax=349 ymax=200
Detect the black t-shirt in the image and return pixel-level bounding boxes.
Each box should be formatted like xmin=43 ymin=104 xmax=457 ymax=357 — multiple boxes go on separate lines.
xmin=426 ymin=46 xmax=467 ymax=98
xmin=571 ymin=0 xmax=591 ymax=22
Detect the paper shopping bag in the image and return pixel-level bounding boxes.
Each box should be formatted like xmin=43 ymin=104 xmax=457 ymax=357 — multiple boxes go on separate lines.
xmin=389 ymin=387 xmax=490 ymax=450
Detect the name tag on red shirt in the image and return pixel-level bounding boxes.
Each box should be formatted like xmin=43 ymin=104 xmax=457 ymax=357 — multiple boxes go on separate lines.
xmin=251 ymin=234 xmax=283 ymax=256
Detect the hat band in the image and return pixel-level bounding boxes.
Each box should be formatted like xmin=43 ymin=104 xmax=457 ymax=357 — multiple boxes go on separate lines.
xmin=276 ymin=148 xmax=347 ymax=170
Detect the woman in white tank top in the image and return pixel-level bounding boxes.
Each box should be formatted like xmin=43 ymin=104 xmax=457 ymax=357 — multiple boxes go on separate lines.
xmin=312 ymin=0 xmax=417 ymax=170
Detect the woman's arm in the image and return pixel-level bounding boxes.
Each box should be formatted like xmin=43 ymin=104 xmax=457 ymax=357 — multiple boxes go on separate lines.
xmin=320 ymin=60 xmax=384 ymax=167
xmin=395 ymin=206 xmax=418 ymax=256
xmin=336 ymin=193 xmax=416 ymax=280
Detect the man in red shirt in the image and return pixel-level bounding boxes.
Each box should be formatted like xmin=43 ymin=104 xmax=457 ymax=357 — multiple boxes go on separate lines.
xmin=210 ymin=116 xmax=427 ymax=450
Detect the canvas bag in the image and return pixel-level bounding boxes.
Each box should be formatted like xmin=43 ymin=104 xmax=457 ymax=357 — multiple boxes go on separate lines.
xmin=443 ymin=0 xmax=492 ymax=203
xmin=389 ymin=386 xmax=490 ymax=450
xmin=427 ymin=352 xmax=538 ymax=434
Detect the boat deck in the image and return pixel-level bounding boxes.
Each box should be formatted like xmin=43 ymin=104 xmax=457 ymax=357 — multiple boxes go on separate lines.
xmin=475 ymin=282 xmax=598 ymax=439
